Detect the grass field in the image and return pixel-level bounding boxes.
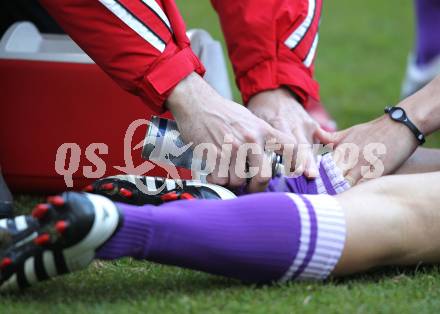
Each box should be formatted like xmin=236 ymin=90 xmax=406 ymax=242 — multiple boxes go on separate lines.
xmin=3 ymin=0 xmax=440 ymax=313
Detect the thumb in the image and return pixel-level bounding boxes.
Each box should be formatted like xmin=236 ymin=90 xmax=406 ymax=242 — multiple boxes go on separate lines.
xmin=314 ymin=127 xmax=343 ymax=144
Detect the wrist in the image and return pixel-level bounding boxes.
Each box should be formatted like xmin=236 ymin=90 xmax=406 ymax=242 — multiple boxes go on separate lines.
xmin=380 ymin=113 xmax=419 ymax=147
xmin=165 ymin=72 xmax=207 ymax=116
xmin=399 ymin=98 xmax=433 ymax=136
xmin=248 ymin=87 xmax=302 ymax=110
xmin=398 ymin=78 xmax=440 ymax=135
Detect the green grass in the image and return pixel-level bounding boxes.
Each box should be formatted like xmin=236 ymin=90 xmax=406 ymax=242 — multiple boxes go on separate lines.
xmin=4 ymin=0 xmax=440 ymax=313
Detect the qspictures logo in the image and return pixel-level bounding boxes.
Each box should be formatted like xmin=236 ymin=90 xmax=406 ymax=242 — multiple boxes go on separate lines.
xmin=54 ymin=119 xmax=387 ymax=191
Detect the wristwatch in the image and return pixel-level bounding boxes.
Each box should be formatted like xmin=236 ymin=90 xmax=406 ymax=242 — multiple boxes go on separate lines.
xmin=384 ymin=106 xmax=425 ymax=145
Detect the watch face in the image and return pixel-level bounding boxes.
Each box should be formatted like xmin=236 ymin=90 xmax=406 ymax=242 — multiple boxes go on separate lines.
xmin=391 ymin=108 xmax=404 ymax=120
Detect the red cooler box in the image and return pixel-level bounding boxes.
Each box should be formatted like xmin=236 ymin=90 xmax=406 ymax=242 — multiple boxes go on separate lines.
xmin=0 ymin=22 xmax=174 ymax=193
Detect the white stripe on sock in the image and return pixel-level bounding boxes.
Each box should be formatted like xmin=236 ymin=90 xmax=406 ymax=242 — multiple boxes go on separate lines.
xmin=313 ymin=208 xmax=344 ymax=217
xmin=299 ymin=194 xmax=346 ymax=280
xmin=279 ymin=194 xmax=312 ymax=282
xmin=315 ymin=216 xmax=345 ymax=225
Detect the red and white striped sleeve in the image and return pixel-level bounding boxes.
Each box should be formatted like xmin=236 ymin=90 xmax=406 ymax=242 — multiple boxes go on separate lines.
xmin=39 ymin=0 xmax=205 ymax=113
xmin=211 ymin=0 xmax=322 ymax=105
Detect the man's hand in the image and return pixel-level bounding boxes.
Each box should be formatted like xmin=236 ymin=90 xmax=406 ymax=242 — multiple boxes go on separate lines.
xmin=316 ymin=115 xmax=419 ymax=185
xmin=315 ymin=73 xmax=440 ymax=186
xmin=247 ymin=88 xmax=319 ymax=178
xmin=167 ymin=73 xmax=297 ymax=192
xmin=316 ymin=75 xmax=440 ymax=185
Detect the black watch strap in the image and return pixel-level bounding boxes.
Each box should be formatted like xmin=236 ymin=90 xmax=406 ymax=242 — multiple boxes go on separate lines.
xmin=384 ymin=106 xmax=426 ymax=145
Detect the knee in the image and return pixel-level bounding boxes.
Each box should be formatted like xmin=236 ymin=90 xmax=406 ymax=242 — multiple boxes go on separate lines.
xmin=381 ymin=197 xmax=437 ymax=265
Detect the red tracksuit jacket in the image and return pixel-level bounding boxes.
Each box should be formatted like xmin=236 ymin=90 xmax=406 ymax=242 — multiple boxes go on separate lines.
xmin=40 ymin=0 xmax=321 ymax=113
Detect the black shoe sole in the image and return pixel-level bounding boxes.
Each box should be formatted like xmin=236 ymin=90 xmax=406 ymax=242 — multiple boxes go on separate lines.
xmin=83 ymin=177 xmax=183 ymax=205
xmin=0 ymin=194 xmax=93 ymax=291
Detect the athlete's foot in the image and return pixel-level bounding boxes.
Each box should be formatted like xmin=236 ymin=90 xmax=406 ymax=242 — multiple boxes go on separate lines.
xmin=83 ymin=176 xmax=236 ymax=205
xmin=0 ymin=192 xmax=122 ymax=292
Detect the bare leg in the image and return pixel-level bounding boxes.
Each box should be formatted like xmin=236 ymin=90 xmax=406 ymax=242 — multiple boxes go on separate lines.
xmin=333 ymin=171 xmax=440 ymax=276
xmin=394 ymin=147 xmax=440 ymax=174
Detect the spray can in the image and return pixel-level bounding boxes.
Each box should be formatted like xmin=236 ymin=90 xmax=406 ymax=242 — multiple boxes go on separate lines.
xmin=0 ymin=167 xmax=13 ymax=218
xmin=142 ymin=116 xmax=284 ymax=178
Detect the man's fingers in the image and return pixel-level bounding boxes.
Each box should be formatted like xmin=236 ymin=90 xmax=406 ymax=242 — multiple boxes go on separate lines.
xmin=247 ymin=173 xmax=271 ymax=193
xmin=267 ymin=128 xmax=298 ymax=175
xmin=206 ymin=171 xmax=228 ymax=186
xmin=247 ymin=150 xmax=271 ymax=193
xmin=344 ymin=166 xmax=363 ymax=186
xmin=268 ymin=127 xmax=319 ymax=177
xmin=228 ymin=148 xmax=247 ymax=188
xmin=295 ymin=130 xmax=318 ymax=178
xmin=273 ymin=127 xmax=319 ymax=178
xmin=269 ymin=128 xmax=298 ymax=159
xmin=303 ymin=152 xmax=319 ymax=178
xmin=292 ymin=140 xmax=317 ymax=178
xmin=206 ymin=152 xmax=229 ymax=186
xmin=315 ymin=128 xmax=342 ymax=144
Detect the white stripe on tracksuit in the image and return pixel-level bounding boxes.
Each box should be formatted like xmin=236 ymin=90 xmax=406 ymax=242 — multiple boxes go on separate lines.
xmin=284 ymin=0 xmax=316 ymax=50
xmin=141 ymin=0 xmax=172 ymax=30
xmin=98 ymin=0 xmax=166 ymax=52
xmin=303 ymin=33 xmax=319 ymax=68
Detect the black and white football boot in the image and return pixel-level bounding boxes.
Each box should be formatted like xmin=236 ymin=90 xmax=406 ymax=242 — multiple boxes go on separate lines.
xmin=0 ymin=215 xmax=40 ymax=252
xmin=0 ymin=192 xmax=122 ymax=292
xmin=83 ymin=175 xmax=236 ymax=205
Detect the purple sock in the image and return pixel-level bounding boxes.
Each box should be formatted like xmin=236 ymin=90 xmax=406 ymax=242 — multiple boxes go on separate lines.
xmin=415 ymin=0 xmax=440 ymax=65
xmin=238 ymin=154 xmax=350 ymax=196
xmin=96 ymin=193 xmax=346 ymax=283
